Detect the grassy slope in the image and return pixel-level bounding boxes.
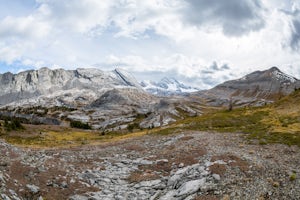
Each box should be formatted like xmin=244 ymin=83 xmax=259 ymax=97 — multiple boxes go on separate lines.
xmin=0 ymin=124 xmax=173 ymax=148
xmin=1 ymin=90 xmax=300 ymax=148
xmin=155 ymin=90 xmax=300 ymax=147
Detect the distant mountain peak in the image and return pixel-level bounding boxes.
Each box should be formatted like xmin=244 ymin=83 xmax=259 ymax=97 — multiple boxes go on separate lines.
xmin=160 ymin=77 xmax=179 ymax=84
xmin=141 ymin=77 xmax=199 ymax=96
xmin=238 ymin=67 xmax=297 ymax=83
xmin=113 ymin=68 xmax=141 ymax=88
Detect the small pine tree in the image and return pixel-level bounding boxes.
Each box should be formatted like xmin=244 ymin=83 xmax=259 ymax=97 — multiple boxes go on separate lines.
xmin=4 ymin=119 xmax=10 ymax=131
xmin=228 ymin=97 xmax=233 ymax=111
xmin=3 ymin=118 xmax=24 ymax=131
xmin=127 ymin=124 xmax=134 ymax=133
xmin=12 ymin=119 xmax=23 ymax=129
xmin=4 ymin=119 xmax=8 ymax=127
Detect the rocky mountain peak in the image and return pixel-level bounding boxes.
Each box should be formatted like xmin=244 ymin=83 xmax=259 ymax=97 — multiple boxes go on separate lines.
xmin=113 ymin=68 xmax=141 ymax=88
xmin=241 ymin=66 xmax=297 ymax=83
xmin=270 ymin=68 xmax=297 ymax=83
xmin=269 ymin=66 xmax=280 ymax=72
xmin=197 ymin=67 xmax=300 ymax=106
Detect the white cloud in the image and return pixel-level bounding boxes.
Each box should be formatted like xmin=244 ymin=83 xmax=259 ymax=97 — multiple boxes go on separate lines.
xmin=36 ymin=0 xmax=112 ymax=33
xmin=0 ymin=0 xmax=300 ymax=88
xmin=0 ymin=15 xmax=50 ymax=39
xmin=0 ymin=41 xmax=35 ymax=64
xmin=182 ymin=0 xmax=266 ymax=36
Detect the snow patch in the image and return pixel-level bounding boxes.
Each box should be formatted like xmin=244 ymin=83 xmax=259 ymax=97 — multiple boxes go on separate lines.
xmin=141 ymin=77 xmax=199 ymax=96
xmin=272 ymin=70 xmax=297 ymax=83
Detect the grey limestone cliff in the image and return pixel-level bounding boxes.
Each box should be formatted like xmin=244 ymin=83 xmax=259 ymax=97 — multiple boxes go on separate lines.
xmin=0 ymin=67 xmax=143 ymax=107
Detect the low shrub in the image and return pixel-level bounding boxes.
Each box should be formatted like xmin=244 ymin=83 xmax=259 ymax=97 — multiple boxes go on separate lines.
xmin=4 ymin=118 xmax=24 ymax=131
xmin=70 ymin=121 xmax=91 ymax=130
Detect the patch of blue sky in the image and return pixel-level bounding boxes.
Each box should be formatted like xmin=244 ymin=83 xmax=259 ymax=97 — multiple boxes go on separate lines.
xmin=0 ymin=0 xmax=38 ymax=18
xmin=0 ymin=60 xmax=33 ymax=74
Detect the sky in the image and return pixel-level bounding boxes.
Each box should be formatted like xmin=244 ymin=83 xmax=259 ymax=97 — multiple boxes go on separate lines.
xmin=0 ymin=0 xmax=300 ymax=89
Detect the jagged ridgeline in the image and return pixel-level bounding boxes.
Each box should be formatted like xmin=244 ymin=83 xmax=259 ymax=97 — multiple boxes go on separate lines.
xmin=0 ymin=66 xmax=299 ymax=131
xmin=0 ymin=67 xmax=202 ymax=131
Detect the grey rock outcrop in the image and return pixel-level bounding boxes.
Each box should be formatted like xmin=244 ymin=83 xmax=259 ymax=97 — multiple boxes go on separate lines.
xmin=0 ymin=67 xmax=143 ymax=107
xmin=196 ymin=67 xmax=300 ymax=106
xmin=0 ymin=68 xmax=201 ymax=129
xmin=0 ymin=68 xmax=158 ymax=128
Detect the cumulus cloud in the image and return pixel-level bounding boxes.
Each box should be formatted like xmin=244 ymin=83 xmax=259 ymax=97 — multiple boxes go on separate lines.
xmin=200 ymin=62 xmax=230 ymax=75
xmin=182 ymin=0 xmax=265 ymax=36
xmin=33 ymin=0 xmax=185 ymax=40
xmin=209 ymin=61 xmax=230 ymax=71
xmin=0 ymin=0 xmax=266 ymax=40
xmin=0 ymin=15 xmax=50 ymax=39
xmin=36 ymin=0 xmax=112 ymax=33
xmin=0 ymin=0 xmax=300 ymax=89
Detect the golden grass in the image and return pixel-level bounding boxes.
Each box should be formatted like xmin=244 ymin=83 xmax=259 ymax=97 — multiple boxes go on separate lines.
xmin=3 ymin=90 xmax=300 ymax=148
xmin=3 ymin=125 xmax=169 ymax=148
xmin=154 ymin=90 xmax=300 ymax=147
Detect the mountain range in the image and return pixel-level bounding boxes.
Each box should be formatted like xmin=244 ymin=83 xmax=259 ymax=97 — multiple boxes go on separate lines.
xmin=0 ymin=66 xmax=299 ymax=131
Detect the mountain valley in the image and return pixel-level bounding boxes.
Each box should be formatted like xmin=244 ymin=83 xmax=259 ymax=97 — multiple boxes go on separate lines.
xmin=0 ymin=67 xmax=300 ymax=200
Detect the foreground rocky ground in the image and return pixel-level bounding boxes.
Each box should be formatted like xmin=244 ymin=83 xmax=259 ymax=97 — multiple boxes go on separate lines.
xmin=0 ymin=131 xmax=299 ymax=200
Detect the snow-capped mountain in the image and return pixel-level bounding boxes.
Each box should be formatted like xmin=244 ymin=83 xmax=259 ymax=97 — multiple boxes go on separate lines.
xmin=141 ymin=77 xmax=199 ymax=96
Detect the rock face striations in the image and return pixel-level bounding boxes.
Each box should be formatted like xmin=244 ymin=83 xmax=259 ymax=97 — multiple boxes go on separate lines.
xmin=0 ymin=67 xmax=143 ymax=107
xmin=0 ymin=68 xmax=200 ymax=130
xmin=196 ymin=67 xmax=300 ymax=106
xmin=0 ymin=66 xmax=299 ymax=129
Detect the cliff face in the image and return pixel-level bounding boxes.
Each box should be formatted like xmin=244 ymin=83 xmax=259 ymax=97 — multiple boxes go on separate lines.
xmin=0 ymin=67 xmax=143 ymax=107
